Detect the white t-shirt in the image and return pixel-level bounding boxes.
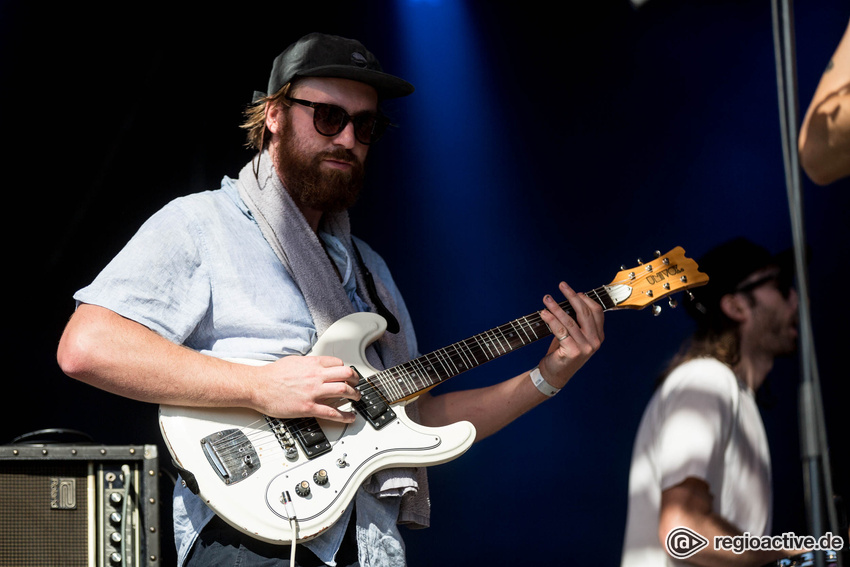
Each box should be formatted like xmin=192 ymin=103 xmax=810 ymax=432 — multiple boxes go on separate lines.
xmin=621 ymin=357 xmax=772 ymax=567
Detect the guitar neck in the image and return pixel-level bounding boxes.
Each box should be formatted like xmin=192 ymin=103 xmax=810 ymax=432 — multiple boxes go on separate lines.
xmin=371 ymin=286 xmax=618 ymax=403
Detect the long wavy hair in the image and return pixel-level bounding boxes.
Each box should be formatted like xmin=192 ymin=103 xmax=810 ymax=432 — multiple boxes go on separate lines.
xmin=657 ymin=292 xmax=754 ymax=386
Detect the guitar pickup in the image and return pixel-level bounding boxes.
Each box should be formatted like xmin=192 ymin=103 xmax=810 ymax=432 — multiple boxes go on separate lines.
xmin=201 ymin=429 xmax=260 ymax=485
xmin=289 ymin=419 xmax=332 ymax=459
xmin=351 ymin=367 xmax=396 ymax=430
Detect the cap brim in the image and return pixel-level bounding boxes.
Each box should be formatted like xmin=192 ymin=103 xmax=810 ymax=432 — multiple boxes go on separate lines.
xmin=296 ymin=65 xmax=415 ymax=99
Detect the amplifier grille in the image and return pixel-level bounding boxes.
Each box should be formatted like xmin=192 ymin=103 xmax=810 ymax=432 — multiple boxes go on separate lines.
xmin=0 ymin=462 xmax=91 ymax=566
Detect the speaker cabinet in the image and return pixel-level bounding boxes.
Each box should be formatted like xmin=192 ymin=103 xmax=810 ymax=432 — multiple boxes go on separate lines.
xmin=0 ymin=444 xmax=160 ymax=566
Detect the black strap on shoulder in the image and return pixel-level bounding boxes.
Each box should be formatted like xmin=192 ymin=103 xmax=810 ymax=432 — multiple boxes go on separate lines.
xmin=351 ymin=241 xmax=400 ymax=334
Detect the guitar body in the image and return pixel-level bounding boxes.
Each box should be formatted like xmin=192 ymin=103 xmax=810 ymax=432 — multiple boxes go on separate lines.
xmin=159 ymin=312 xmax=477 ymax=544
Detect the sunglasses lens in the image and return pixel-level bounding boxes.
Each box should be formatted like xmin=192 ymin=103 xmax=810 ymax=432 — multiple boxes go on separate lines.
xmin=353 ymin=115 xmax=388 ymax=144
xmin=312 ymin=104 xmax=348 ymax=137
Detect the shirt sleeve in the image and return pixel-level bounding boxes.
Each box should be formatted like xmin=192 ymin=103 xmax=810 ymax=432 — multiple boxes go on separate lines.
xmin=73 ymin=199 xmax=212 ymax=345
xmin=655 ymin=359 xmax=738 ymax=493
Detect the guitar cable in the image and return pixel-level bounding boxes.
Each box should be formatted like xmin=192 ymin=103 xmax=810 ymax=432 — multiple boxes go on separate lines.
xmin=282 ymin=490 xmax=298 ymax=564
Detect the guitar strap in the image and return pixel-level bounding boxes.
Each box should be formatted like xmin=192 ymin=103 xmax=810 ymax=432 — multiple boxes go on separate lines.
xmin=351 ymin=240 xmax=400 ymax=334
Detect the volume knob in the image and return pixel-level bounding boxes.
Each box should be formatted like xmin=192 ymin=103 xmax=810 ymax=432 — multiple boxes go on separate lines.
xmin=294 ymin=480 xmax=311 ymax=497
xmin=313 ymin=469 xmax=328 ymax=485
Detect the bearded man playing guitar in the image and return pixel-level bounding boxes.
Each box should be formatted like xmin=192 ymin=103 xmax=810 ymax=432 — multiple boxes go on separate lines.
xmin=57 ymin=33 xmax=605 ymax=567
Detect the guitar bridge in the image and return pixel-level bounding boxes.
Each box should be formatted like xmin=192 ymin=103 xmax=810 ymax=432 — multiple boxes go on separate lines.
xmin=201 ymin=429 xmax=260 ymax=485
xmin=351 ymin=367 xmax=396 ymax=430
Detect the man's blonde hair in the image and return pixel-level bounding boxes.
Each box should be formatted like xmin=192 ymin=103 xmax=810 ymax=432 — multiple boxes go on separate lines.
xmin=240 ymin=83 xmax=295 ymax=151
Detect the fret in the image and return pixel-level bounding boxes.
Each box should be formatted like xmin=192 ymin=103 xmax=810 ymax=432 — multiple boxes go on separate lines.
xmin=474 ymin=332 xmax=497 ymax=361
xmin=477 ymin=331 xmax=495 ymax=359
xmin=486 ymin=328 xmax=509 ymax=355
xmin=435 ymin=346 xmax=461 ymax=377
xmin=399 ymin=362 xmax=423 ymax=394
xmin=378 ymin=367 xmax=403 ymax=400
xmin=414 ymin=363 xmax=432 ymax=394
xmin=586 ymin=287 xmax=614 ymax=310
xmin=454 ymin=338 xmax=479 ymax=370
xmin=393 ymin=366 xmax=411 ymax=399
xmin=450 ymin=345 xmax=473 ymax=373
xmin=510 ymin=318 xmax=534 ymax=344
xmin=424 ymin=352 xmax=445 ymax=379
xmin=410 ymin=356 xmax=436 ymax=387
xmin=520 ymin=314 xmax=542 ymax=340
xmin=394 ymin=364 xmax=416 ymax=398
xmin=451 ymin=345 xmax=472 ymax=372
xmin=493 ymin=325 xmax=514 ymax=352
xmin=509 ymin=324 xmax=525 ymax=348
xmin=599 ymin=288 xmax=616 ymax=310
xmin=443 ymin=347 xmax=463 ymax=374
xmin=387 ymin=370 xmax=405 ymax=400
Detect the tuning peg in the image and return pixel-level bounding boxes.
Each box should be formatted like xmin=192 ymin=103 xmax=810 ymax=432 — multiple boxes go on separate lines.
xmin=637 ymin=258 xmax=643 ymax=265
xmin=652 ymin=305 xmax=662 ymax=316
xmin=654 ymin=250 xmax=661 ymax=257
xmin=686 ymin=291 xmax=695 ymax=300
xmin=668 ymin=297 xmax=678 ymax=308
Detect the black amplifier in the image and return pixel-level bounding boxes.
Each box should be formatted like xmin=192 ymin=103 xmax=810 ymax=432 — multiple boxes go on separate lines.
xmin=0 ymin=443 xmax=160 ymax=566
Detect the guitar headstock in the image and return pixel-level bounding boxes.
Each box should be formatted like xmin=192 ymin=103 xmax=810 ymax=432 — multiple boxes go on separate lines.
xmin=607 ymin=247 xmax=709 ymax=312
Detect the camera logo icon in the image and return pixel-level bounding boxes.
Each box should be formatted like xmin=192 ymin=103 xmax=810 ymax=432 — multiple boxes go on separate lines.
xmin=665 ymin=526 xmax=709 ymax=559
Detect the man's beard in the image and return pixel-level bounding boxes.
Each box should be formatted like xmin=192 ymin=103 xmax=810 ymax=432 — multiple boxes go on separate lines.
xmin=752 ymin=305 xmax=799 ymax=359
xmin=275 ymin=121 xmax=366 ymax=213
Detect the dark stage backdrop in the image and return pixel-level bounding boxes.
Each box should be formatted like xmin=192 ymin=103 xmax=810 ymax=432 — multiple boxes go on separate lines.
xmin=4 ymin=1 xmax=848 ymax=565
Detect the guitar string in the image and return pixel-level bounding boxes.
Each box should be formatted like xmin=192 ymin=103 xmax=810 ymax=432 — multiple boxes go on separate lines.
xmin=203 ymin=262 xmax=685 ymax=458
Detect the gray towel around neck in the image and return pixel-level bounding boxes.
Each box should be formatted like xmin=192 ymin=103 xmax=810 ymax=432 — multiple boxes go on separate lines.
xmin=236 ymin=150 xmax=431 ymax=527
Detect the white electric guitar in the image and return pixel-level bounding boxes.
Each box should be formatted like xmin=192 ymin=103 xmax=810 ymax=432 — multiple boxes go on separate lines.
xmin=159 ymin=247 xmax=708 ymax=544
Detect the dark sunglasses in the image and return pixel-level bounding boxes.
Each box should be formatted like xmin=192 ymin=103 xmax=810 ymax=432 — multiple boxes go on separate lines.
xmin=736 ymin=270 xmax=794 ymax=298
xmin=286 ymin=96 xmax=391 ymax=145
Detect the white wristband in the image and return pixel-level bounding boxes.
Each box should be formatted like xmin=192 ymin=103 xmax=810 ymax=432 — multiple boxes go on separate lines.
xmin=530 ymin=367 xmax=561 ymax=397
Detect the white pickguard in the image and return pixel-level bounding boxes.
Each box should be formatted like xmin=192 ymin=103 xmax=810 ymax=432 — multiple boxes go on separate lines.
xmin=159 ymin=312 xmax=476 ymax=544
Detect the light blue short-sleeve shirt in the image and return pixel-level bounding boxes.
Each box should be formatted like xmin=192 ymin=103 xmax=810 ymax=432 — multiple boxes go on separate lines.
xmin=74 ymin=178 xmax=419 ymax=566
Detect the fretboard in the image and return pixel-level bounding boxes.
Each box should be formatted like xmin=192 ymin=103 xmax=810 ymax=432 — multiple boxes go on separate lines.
xmin=370 ymin=286 xmax=617 ymax=403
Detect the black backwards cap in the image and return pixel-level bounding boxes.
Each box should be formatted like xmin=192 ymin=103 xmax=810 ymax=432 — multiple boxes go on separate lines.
xmin=254 ymin=33 xmax=415 ymax=102
xmin=685 ymin=237 xmax=796 ymax=324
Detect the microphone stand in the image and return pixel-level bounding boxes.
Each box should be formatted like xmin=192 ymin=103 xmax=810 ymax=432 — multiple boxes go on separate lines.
xmin=770 ymin=1 xmax=842 ymax=566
